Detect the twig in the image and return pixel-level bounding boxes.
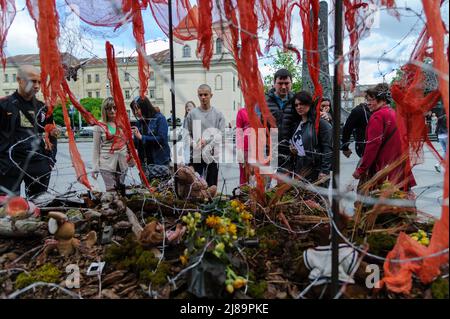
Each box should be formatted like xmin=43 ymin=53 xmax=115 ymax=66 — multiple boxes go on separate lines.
xmin=10 ymin=245 xmax=44 ymax=265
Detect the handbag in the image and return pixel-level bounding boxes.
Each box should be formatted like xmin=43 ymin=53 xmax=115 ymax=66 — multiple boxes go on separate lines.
xmin=144 ymin=164 xmax=171 ymax=180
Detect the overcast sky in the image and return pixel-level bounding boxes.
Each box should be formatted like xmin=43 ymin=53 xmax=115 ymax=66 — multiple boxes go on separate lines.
xmin=3 ymin=0 xmax=449 ymax=85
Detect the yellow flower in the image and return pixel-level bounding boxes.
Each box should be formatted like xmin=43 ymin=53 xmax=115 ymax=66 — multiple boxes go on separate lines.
xmin=228 ymin=223 xmax=237 ymax=236
xmin=226 ymin=284 xmax=234 ymax=294
xmin=206 ymin=215 xmax=220 ymax=228
xmin=179 ymin=255 xmax=189 ymax=266
xmin=215 ymin=242 xmax=225 ymax=251
xmin=194 ymin=212 xmax=202 ymax=220
xmin=420 ymin=238 xmax=430 ymax=246
xmin=231 ymin=200 xmax=239 ymax=208
xmin=241 ymin=212 xmax=253 ymax=221
xmin=217 ymin=226 xmax=227 ymax=235
xmin=233 ymin=278 xmax=247 ymax=289
xmin=249 ymin=228 xmax=256 ymax=237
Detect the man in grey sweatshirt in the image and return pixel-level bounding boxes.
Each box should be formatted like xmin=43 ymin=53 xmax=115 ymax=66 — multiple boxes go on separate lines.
xmin=185 ymin=84 xmax=226 ymax=186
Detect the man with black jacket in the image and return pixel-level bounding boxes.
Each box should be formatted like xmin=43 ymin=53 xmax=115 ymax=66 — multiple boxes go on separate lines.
xmin=265 ymin=69 xmax=296 ymax=171
xmin=341 ymin=102 xmax=372 ymax=158
xmin=0 ymin=65 xmax=58 ymax=197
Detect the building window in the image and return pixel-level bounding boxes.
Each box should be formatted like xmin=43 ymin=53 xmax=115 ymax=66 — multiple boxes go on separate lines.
xmin=87 ymin=74 xmax=91 ymax=83
xmin=95 ymin=91 xmax=100 ymax=98
xmin=124 ymin=72 xmax=130 ymax=81
xmin=237 ymin=80 xmax=241 ymax=88
xmin=95 ymin=74 xmax=100 ymax=83
xmin=125 ymin=90 xmax=130 ymax=99
xmin=215 ymin=75 xmax=223 ymax=90
xmin=150 ymin=71 xmax=155 ymax=81
xmin=233 ymin=101 xmax=236 ymax=111
xmin=4 ymin=74 xmax=8 ymax=83
xmin=12 ymin=74 xmax=16 ymax=82
xmin=233 ymin=76 xmax=236 ymax=92
xmin=216 ymin=38 xmax=223 ymax=54
xmin=4 ymin=91 xmax=9 ymax=95
xmin=88 ymin=91 xmax=92 ymax=98
xmin=182 ymin=45 xmax=191 ymax=58
xmin=149 ymin=89 xmax=155 ymax=99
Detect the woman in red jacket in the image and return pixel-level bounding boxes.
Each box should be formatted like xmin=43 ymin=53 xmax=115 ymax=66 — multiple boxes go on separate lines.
xmin=352 ymin=83 xmax=416 ymax=190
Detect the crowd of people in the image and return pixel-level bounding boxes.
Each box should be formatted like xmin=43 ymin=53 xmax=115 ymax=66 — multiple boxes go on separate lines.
xmin=0 ymin=65 xmax=447 ymax=200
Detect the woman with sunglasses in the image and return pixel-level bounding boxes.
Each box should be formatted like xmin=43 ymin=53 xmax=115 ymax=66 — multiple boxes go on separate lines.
xmin=92 ymin=97 xmax=131 ymax=192
xmin=130 ymin=96 xmax=171 ymax=177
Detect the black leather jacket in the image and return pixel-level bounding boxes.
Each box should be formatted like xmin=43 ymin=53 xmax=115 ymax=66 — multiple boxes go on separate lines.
xmin=292 ymin=117 xmax=333 ymax=176
xmin=0 ymin=92 xmax=57 ymax=174
xmin=265 ymin=88 xmax=296 ymax=157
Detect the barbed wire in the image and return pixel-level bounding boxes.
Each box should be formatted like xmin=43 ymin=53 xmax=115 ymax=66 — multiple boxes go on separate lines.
xmin=1 ymin=2 xmax=448 ymax=298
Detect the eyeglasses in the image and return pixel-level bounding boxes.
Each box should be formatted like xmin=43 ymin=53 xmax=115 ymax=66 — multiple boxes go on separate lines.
xmin=294 ymin=103 xmax=309 ymax=108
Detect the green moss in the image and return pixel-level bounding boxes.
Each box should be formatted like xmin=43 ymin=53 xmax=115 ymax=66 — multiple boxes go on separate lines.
xmin=247 ymin=280 xmax=267 ymax=298
xmin=139 ymin=262 xmax=170 ymax=286
xmin=367 ymin=233 xmax=397 ymax=257
xmin=136 ymin=250 xmax=158 ymax=270
xmin=104 ymin=235 xmax=170 ymax=287
xmin=431 ymin=278 xmax=449 ymax=299
xmin=15 ymin=264 xmax=61 ymax=289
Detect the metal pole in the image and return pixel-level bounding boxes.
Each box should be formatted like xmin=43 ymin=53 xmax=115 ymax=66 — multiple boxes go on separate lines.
xmin=168 ymin=0 xmax=178 ymax=192
xmin=331 ymin=0 xmax=343 ymax=297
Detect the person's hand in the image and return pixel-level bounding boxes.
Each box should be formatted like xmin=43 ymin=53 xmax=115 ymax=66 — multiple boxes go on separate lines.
xmin=343 ymin=149 xmax=352 ymax=158
xmin=132 ymin=126 xmax=142 ymax=140
xmin=318 ymin=172 xmax=329 ymax=181
xmin=289 ymin=144 xmax=298 ymax=154
xmin=320 ymin=111 xmax=331 ymax=121
xmin=352 ymin=170 xmax=361 ymax=180
xmin=91 ymin=171 xmax=98 ymax=179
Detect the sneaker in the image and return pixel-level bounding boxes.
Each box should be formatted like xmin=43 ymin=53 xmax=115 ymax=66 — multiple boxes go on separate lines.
xmin=435 ymin=163 xmax=441 ymax=172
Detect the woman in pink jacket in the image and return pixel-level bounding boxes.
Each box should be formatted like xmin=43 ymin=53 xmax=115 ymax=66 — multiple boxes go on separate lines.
xmin=352 ymin=83 xmax=416 ymax=190
xmin=236 ymin=106 xmax=251 ymax=185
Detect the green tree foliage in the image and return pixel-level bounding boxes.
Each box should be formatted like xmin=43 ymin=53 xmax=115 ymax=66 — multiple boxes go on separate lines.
xmin=264 ymin=49 xmax=302 ymax=93
xmin=53 ymin=97 xmax=102 ymax=128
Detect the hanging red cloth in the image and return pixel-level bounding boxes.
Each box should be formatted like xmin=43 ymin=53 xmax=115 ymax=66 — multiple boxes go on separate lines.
xmin=381 ymin=0 xmax=449 ymax=294
xmin=26 ymin=0 xmax=91 ymax=189
xmin=122 ymin=0 xmax=150 ymax=98
xmin=343 ymin=0 xmax=368 ymax=91
xmin=0 ymin=0 xmax=15 ymax=70
xmin=296 ymin=0 xmax=323 ymax=131
xmin=259 ymin=0 xmax=301 ymax=61
xmin=197 ymin=0 xmax=213 ymax=69
xmin=105 ymin=41 xmax=151 ymax=189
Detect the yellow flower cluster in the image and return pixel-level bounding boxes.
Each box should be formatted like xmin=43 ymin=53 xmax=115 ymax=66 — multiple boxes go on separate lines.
xmin=181 ymin=212 xmax=202 ymax=231
xmin=206 ymin=215 xmax=238 ymax=239
xmin=410 ymin=229 xmax=430 ymax=246
xmin=230 ymin=199 xmax=246 ymax=212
